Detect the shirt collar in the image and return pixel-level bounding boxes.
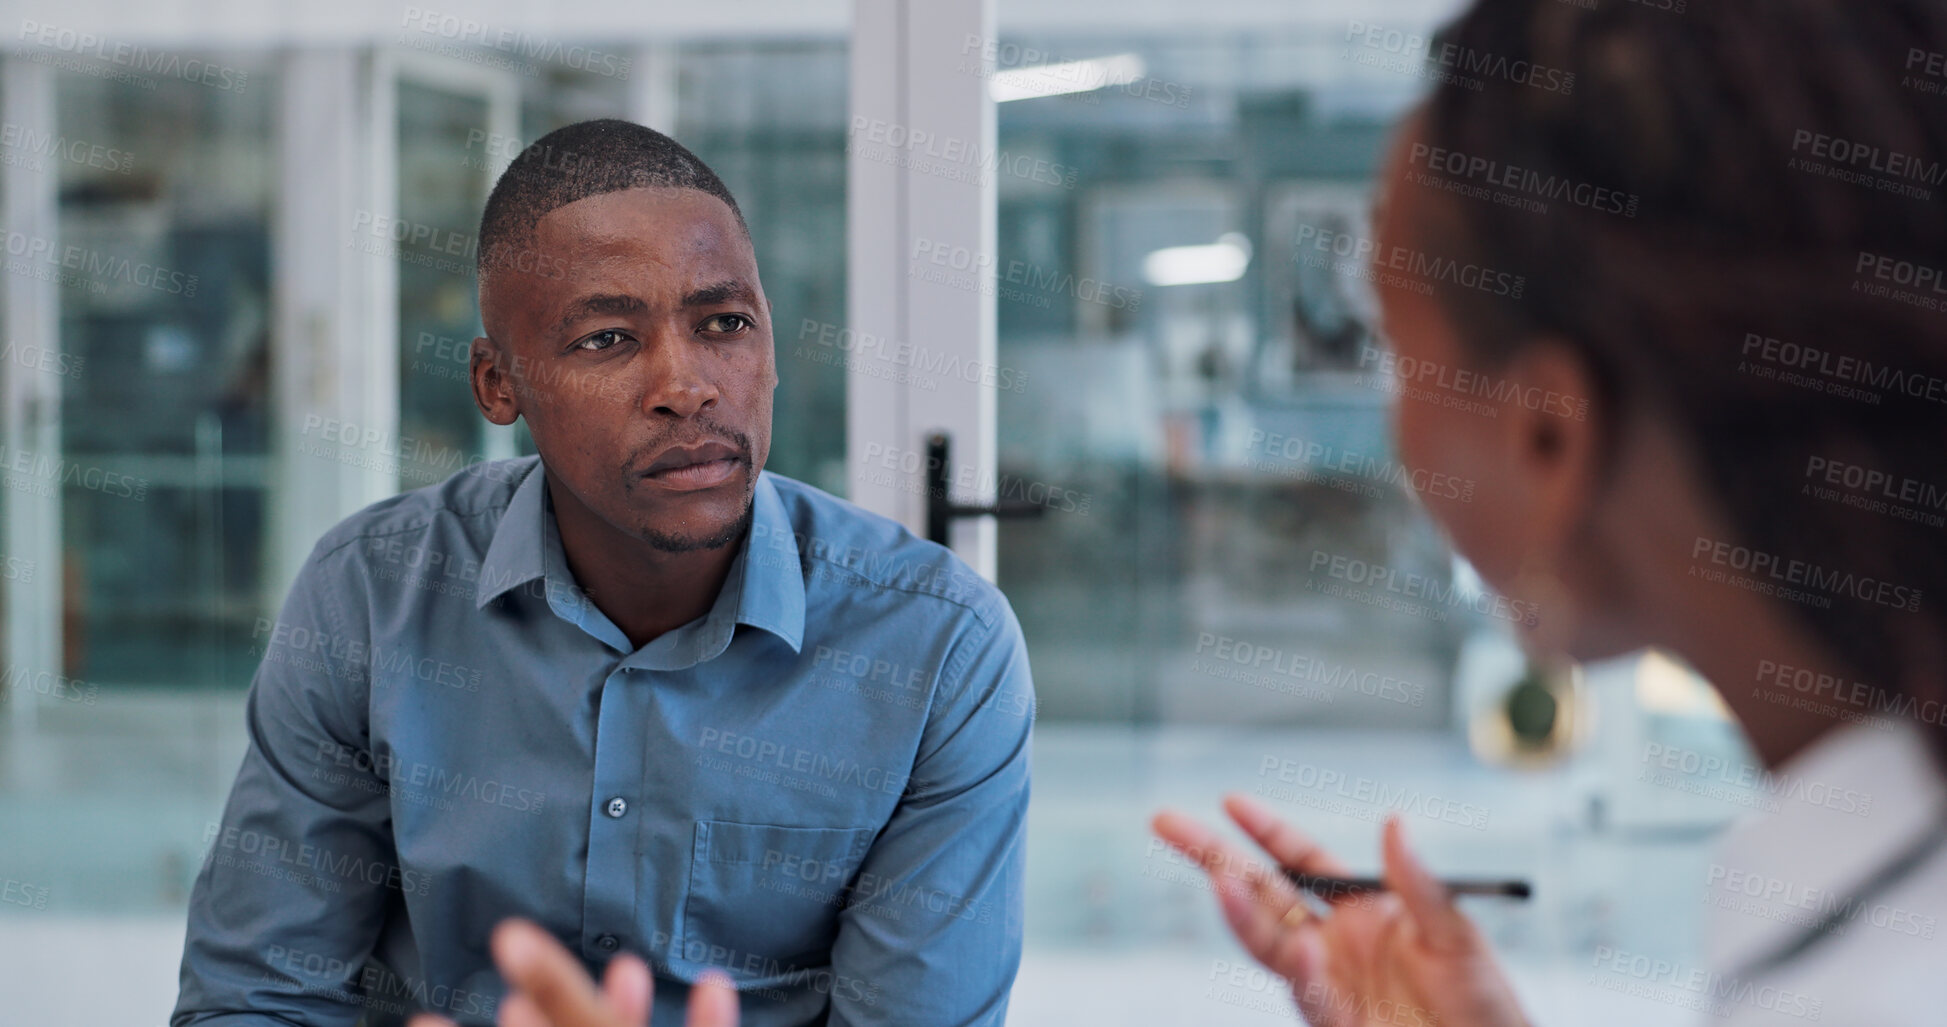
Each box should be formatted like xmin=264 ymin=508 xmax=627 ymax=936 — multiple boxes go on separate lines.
xmin=474 ymin=459 xmax=550 ymax=610
xmin=734 ymin=472 xmax=806 ymax=652
xmin=473 ymin=460 xmax=805 ymax=654
xmin=1704 ymin=717 xmax=1947 ymax=973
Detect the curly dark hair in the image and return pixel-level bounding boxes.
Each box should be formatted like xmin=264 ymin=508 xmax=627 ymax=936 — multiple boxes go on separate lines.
xmin=1418 ymin=0 xmax=1947 ymax=758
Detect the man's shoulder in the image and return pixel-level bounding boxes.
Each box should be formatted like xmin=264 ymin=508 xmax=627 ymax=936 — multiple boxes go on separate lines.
xmin=760 ymin=471 xmax=1010 ymax=630
xmin=309 ymin=456 xmax=537 ymax=566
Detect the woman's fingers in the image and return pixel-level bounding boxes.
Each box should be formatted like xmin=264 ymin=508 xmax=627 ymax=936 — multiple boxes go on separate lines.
xmin=1211 ymin=870 xmax=1318 ymax=961
xmin=1152 ymin=810 xmax=1284 ymax=886
xmin=1222 ymin=794 xmax=1355 ymax=880
xmin=1157 ymin=811 xmax=1331 ymax=993
xmin=1379 ymin=816 xmax=1473 ymax=955
xmin=1158 ymin=807 xmax=1503 ymax=1027
xmin=1150 ymin=808 xmax=1225 ymax=864
xmin=686 ymin=970 xmax=740 ymax=1027
xmin=1152 ymin=809 xmax=1305 ymax=912
xmin=1210 ymin=875 xmax=1351 ymax=1027
xmin=600 ymin=952 xmax=653 ymax=1026
xmin=1162 ymin=805 xmax=1513 ymax=1027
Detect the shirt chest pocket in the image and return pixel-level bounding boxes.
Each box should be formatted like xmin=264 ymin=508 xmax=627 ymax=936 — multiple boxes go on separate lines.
xmin=680 ymin=820 xmax=878 ymax=976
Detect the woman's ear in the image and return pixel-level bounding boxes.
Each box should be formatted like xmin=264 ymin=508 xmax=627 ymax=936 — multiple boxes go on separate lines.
xmin=1498 ymin=339 xmax=1604 ymax=565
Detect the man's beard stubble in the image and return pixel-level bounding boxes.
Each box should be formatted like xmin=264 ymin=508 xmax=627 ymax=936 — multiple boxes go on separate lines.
xmin=639 ymin=493 xmax=755 ymax=553
xmin=629 ymin=421 xmax=760 ymax=553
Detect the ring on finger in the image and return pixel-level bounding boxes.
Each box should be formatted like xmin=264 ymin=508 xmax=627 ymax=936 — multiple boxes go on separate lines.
xmin=1281 ymin=902 xmax=1313 ymax=929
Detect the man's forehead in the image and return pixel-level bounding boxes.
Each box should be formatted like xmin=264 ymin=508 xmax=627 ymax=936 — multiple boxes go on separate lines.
xmin=481 ymin=186 xmax=758 ymax=334
xmin=545 ymin=192 xmax=751 ymax=278
xmin=535 ymin=186 xmax=744 ymax=249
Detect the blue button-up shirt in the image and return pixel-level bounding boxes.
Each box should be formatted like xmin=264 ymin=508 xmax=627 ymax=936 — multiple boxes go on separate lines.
xmin=173 ymin=455 xmax=1034 ymax=1027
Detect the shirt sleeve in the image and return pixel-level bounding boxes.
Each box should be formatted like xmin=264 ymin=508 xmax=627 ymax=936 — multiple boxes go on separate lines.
xmin=172 ymin=540 xmax=401 ymax=1027
xmin=826 ymin=597 xmax=1035 ymax=1027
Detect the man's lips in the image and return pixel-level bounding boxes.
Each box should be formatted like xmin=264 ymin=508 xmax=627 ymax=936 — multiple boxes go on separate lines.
xmin=644 ymin=440 xmax=742 ymax=475
xmin=640 ymin=440 xmax=747 ymax=491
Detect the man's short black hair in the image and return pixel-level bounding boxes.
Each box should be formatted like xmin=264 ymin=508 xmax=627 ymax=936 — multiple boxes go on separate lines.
xmin=476 ymin=118 xmax=746 ymax=281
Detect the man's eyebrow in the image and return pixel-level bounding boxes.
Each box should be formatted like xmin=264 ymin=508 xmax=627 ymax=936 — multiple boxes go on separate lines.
xmin=551 ymin=293 xmax=647 ymax=337
xmin=682 ymin=280 xmax=759 ymax=308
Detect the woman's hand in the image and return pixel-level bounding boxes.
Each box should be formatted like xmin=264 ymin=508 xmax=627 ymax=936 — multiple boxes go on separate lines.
xmin=1152 ymin=795 xmax=1528 ymax=1027
xmin=408 ymin=918 xmax=738 ymax=1027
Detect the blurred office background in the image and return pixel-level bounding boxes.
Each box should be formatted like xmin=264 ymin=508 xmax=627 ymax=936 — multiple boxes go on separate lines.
xmin=0 ymin=0 xmax=1759 ymax=1023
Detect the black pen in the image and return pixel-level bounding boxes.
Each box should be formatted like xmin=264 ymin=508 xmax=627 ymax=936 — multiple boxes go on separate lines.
xmin=1284 ymin=871 xmax=1532 ymax=900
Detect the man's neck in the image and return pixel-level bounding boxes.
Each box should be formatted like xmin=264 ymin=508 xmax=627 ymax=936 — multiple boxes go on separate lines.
xmin=543 ymin=470 xmax=743 ymax=650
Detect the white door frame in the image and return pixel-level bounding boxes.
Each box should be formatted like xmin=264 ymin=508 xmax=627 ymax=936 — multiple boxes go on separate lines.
xmin=268 ymin=46 xmax=522 ymax=598
xmin=847 ymin=0 xmax=1000 ymax=577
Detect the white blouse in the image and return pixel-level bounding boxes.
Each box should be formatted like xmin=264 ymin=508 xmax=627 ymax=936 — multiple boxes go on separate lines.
xmin=1702 ymin=717 xmax=1947 ymax=1025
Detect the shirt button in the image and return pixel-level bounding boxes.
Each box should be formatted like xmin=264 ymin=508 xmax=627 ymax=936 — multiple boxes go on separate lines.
xmin=596 ymin=934 xmax=619 ymax=952
xmin=605 ymin=796 xmax=628 ymax=818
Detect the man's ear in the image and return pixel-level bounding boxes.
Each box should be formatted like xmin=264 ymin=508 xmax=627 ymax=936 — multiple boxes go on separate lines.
xmin=471 ymin=336 xmax=521 ymax=426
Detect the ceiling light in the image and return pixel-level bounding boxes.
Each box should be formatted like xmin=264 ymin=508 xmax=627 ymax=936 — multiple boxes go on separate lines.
xmin=1141 ymin=232 xmax=1253 ymax=286
xmin=989 ymin=54 xmax=1146 ymax=103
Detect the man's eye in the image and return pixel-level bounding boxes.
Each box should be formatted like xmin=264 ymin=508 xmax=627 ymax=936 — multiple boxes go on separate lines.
xmin=700 ymin=314 xmax=752 ymax=335
xmin=574 ymin=330 xmax=628 ymax=352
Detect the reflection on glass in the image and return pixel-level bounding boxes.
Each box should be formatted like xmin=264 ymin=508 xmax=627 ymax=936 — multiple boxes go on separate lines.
xmin=993 ymin=35 xmax=1454 ymax=726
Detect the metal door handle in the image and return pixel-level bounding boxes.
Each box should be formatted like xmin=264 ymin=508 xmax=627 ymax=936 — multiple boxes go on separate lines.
xmin=924 ymin=432 xmax=1046 ymax=546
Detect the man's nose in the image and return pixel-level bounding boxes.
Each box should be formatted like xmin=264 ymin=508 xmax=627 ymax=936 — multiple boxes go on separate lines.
xmin=641 ymin=339 xmax=721 ymax=418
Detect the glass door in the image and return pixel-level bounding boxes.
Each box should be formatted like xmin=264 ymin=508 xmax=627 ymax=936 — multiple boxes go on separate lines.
xmin=46 ymin=62 xmax=275 ymax=694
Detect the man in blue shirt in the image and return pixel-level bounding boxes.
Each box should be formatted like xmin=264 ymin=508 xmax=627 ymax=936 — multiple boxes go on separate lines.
xmin=173 ymin=119 xmax=1034 ymax=1027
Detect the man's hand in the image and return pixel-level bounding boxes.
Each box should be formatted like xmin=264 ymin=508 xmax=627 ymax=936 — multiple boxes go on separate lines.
xmin=1153 ymin=795 xmax=1529 ymax=1027
xmin=408 ymin=919 xmax=738 ymax=1027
